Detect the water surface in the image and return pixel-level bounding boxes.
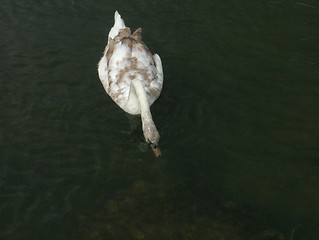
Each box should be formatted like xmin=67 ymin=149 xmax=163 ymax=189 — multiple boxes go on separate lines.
xmin=1 ymin=1 xmax=319 ymax=239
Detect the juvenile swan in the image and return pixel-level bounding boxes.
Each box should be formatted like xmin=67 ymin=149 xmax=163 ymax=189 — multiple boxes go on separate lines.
xmin=98 ymin=11 xmax=163 ymax=156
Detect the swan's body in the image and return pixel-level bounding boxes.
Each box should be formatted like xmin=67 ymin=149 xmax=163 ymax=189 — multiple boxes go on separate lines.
xmin=98 ymin=11 xmax=163 ymax=147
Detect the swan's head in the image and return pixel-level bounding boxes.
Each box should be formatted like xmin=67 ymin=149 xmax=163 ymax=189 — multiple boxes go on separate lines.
xmin=142 ymin=121 xmax=160 ymax=146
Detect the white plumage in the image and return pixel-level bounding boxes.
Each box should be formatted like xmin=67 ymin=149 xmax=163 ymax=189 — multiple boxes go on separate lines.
xmin=98 ymin=11 xmax=163 ymax=151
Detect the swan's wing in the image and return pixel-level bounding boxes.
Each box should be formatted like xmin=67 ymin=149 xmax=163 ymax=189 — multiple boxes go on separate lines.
xmin=98 ymin=11 xmax=127 ymax=87
xmin=130 ymin=42 xmax=163 ymax=105
xmin=147 ymin=53 xmax=163 ymax=104
xmin=153 ymin=53 xmax=163 ymax=88
xmin=98 ymin=52 xmax=109 ymax=87
xmin=100 ymin=40 xmax=133 ymax=110
xmin=131 ymin=28 xmax=142 ymax=41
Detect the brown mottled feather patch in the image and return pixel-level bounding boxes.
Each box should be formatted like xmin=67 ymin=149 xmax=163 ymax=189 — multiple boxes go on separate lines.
xmin=131 ymin=28 xmax=142 ymax=41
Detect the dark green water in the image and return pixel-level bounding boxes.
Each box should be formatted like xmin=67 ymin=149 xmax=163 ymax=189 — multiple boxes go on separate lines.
xmin=1 ymin=1 xmax=319 ymax=239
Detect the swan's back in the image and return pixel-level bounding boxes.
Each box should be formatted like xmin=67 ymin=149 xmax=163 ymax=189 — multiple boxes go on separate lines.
xmin=98 ymin=12 xmax=163 ymax=115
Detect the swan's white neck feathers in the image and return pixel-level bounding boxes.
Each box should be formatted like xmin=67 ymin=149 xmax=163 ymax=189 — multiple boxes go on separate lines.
xmin=132 ymin=78 xmax=160 ymax=144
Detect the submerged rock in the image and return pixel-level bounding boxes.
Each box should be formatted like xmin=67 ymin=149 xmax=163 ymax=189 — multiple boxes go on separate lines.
xmin=78 ymin=180 xmax=285 ymax=240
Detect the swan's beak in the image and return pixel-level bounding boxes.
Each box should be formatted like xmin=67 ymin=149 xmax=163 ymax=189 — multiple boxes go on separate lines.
xmin=151 ymin=144 xmax=161 ymax=157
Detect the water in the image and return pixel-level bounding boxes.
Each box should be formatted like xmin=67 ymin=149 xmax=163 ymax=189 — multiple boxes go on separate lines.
xmin=1 ymin=0 xmax=319 ymax=239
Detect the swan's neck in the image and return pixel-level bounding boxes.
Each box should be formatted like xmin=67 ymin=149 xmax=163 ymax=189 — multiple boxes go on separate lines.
xmin=132 ymin=79 xmax=152 ymax=120
xmin=132 ymin=78 xmax=160 ymax=144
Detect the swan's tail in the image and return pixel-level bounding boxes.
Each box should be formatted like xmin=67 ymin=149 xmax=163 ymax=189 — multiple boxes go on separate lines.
xmin=108 ymin=11 xmax=126 ymax=39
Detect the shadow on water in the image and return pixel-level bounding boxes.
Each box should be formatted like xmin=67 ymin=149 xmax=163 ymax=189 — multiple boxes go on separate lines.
xmin=1 ymin=0 xmax=319 ymax=239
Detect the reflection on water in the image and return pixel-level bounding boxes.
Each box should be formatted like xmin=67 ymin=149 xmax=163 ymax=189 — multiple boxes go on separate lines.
xmin=1 ymin=0 xmax=319 ymax=240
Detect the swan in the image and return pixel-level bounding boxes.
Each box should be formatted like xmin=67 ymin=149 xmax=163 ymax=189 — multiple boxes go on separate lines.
xmin=98 ymin=11 xmax=163 ymax=157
